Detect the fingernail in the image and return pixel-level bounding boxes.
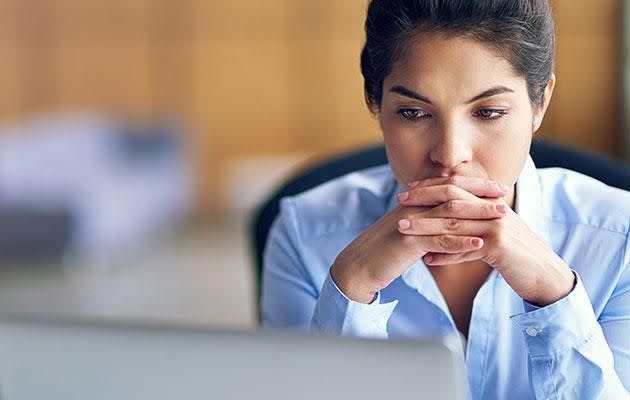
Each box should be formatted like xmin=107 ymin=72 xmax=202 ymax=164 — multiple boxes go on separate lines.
xmin=471 ymin=238 xmax=483 ymax=247
xmin=398 ymin=219 xmax=411 ymax=230
xmin=495 ymin=204 xmax=507 ymax=213
xmin=407 ymin=181 xmax=419 ymax=187
xmin=397 ymin=192 xmax=409 ymax=202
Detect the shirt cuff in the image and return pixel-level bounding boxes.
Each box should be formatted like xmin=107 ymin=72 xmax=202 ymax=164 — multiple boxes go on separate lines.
xmin=510 ymin=270 xmax=599 ymax=358
xmin=311 ymin=270 xmax=398 ymax=338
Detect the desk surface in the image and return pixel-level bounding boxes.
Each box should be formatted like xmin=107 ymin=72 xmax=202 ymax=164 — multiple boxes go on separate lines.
xmin=0 ymin=215 xmax=256 ymax=329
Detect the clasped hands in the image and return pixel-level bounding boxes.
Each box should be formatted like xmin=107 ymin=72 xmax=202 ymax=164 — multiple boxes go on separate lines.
xmin=331 ymin=175 xmax=575 ymax=306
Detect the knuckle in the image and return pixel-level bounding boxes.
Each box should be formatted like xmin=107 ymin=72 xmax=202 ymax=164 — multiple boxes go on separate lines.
xmin=445 ymin=200 xmax=458 ymax=212
xmin=437 ymin=235 xmax=452 ymax=250
xmin=444 ymin=218 xmax=460 ymax=231
xmin=490 ymin=227 xmax=506 ymax=247
xmin=417 ymin=178 xmax=431 ymax=187
xmin=444 ymin=185 xmax=459 ymax=198
xmin=445 ymin=176 xmax=458 ymax=186
xmin=493 ymin=234 xmax=506 ymax=250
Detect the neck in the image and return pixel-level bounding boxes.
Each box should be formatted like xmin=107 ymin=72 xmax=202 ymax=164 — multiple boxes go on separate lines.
xmin=506 ymin=185 xmax=516 ymax=209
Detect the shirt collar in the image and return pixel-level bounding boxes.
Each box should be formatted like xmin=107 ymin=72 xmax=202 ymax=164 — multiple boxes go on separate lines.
xmin=513 ymin=155 xmax=551 ymax=245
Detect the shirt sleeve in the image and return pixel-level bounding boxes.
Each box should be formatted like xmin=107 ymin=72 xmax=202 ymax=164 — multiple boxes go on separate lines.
xmin=260 ymin=200 xmax=318 ymax=331
xmin=510 ymin=260 xmax=630 ymax=399
xmin=311 ymin=271 xmax=398 ymax=338
xmin=261 ymin=198 xmax=398 ymax=337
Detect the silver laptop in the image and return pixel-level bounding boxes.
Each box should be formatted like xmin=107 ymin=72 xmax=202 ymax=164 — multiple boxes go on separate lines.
xmin=0 ymin=314 xmax=469 ymax=400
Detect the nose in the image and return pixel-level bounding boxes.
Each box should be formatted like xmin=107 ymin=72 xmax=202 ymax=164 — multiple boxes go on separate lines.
xmin=429 ymin=118 xmax=473 ymax=169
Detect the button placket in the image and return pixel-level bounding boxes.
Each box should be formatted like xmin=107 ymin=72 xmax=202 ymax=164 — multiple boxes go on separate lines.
xmin=465 ymin=271 xmax=499 ymax=398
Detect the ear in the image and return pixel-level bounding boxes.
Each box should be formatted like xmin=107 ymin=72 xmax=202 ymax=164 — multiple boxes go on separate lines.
xmin=533 ymin=73 xmax=556 ymax=133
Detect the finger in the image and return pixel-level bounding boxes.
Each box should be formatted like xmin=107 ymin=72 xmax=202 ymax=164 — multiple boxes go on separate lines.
xmin=397 ymin=184 xmax=478 ymax=207
xmin=398 ymin=217 xmax=494 ymax=236
xmin=427 ymin=199 xmax=508 ymax=220
xmin=423 ymin=249 xmax=485 ymax=265
xmin=414 ymin=235 xmax=484 ymax=254
xmin=407 ymin=176 xmax=509 ymax=198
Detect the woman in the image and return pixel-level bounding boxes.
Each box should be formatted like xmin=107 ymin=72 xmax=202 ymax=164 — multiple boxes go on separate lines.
xmin=262 ymin=0 xmax=630 ymax=398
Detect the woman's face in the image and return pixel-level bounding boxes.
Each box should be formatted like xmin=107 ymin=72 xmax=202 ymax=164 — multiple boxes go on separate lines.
xmin=379 ymin=33 xmax=555 ymax=207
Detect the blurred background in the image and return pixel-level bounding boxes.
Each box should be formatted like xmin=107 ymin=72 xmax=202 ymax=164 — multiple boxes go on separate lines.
xmin=0 ymin=0 xmax=628 ymax=329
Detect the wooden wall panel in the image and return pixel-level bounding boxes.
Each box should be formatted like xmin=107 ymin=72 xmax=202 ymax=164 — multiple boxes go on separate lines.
xmin=53 ymin=44 xmax=156 ymax=115
xmin=193 ymin=43 xmax=292 ymax=143
xmin=0 ymin=45 xmax=20 ymax=121
xmin=192 ymin=0 xmax=289 ymax=40
xmin=541 ymin=0 xmax=623 ymax=157
xmin=0 ymin=0 xmax=624 ymax=211
xmin=52 ymin=0 xmax=153 ymax=44
xmin=285 ymin=0 xmax=380 ymax=154
xmin=551 ymin=0 xmax=620 ymax=34
xmin=545 ymin=33 xmax=621 ymax=153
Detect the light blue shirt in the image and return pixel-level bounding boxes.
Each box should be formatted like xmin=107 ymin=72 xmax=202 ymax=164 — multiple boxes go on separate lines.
xmin=261 ymin=156 xmax=630 ymax=399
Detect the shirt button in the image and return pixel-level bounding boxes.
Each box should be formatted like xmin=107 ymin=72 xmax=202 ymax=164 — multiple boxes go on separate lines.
xmin=525 ymin=327 xmax=539 ymax=337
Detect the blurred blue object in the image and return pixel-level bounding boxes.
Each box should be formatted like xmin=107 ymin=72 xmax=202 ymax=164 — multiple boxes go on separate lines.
xmin=0 ymin=113 xmax=194 ymax=264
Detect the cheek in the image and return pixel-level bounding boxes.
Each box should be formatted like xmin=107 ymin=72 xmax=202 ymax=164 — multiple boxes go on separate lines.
xmin=381 ymin=118 xmax=429 ymax=182
xmin=477 ymin=123 xmax=532 ymax=184
xmin=381 ymin=114 xmax=407 ymax=153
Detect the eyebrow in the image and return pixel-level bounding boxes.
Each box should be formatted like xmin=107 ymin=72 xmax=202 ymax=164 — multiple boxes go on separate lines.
xmin=389 ymin=85 xmax=515 ymax=105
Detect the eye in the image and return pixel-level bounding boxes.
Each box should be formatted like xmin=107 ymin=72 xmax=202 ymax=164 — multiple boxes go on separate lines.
xmin=473 ymin=109 xmax=508 ymax=120
xmin=397 ymin=108 xmax=430 ymax=121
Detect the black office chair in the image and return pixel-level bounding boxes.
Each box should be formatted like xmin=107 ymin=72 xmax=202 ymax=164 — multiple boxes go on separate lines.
xmin=250 ymin=140 xmax=630 ymax=320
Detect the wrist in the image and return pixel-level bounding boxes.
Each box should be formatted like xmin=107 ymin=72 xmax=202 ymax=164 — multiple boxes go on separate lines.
xmin=527 ymin=265 xmax=576 ymax=307
xmin=330 ymin=262 xmax=379 ymax=304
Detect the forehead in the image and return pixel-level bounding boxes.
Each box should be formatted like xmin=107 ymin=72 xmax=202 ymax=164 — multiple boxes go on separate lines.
xmin=385 ymin=33 xmax=526 ymax=97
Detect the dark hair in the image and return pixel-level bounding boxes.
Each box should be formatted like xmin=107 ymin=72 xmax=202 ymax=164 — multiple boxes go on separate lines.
xmin=360 ymin=0 xmax=555 ymax=114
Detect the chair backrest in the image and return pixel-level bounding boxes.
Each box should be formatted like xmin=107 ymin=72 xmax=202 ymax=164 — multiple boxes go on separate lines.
xmin=249 ymin=140 xmax=630 ymax=319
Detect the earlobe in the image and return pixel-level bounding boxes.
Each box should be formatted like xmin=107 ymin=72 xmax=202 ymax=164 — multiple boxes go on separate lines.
xmin=542 ymin=73 xmax=556 ymax=113
xmin=533 ymin=73 xmax=556 ymax=133
xmin=532 ymin=117 xmax=541 ymax=133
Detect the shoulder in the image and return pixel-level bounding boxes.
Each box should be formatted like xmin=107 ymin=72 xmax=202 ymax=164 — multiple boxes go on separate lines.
xmin=278 ymin=164 xmax=396 ymax=240
xmin=538 ymin=167 xmax=630 ymax=236
xmin=537 ymin=168 xmax=630 ymax=312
